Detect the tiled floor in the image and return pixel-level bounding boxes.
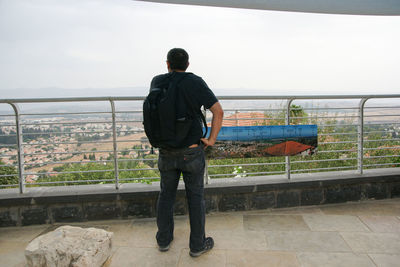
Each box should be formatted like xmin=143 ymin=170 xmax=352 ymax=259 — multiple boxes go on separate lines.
xmin=1 ymin=198 xmax=400 ymax=267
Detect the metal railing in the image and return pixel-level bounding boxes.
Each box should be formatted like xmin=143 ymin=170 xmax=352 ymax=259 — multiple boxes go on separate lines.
xmin=1 ymin=95 xmax=399 ymax=193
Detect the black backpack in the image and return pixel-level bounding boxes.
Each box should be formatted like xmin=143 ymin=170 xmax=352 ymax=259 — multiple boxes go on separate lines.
xmin=143 ymin=73 xmax=208 ymax=149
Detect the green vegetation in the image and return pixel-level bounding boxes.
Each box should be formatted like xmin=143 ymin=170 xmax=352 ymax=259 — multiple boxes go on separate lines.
xmin=0 ymin=159 xmax=18 ymax=186
xmin=35 ymin=152 xmax=159 ymax=186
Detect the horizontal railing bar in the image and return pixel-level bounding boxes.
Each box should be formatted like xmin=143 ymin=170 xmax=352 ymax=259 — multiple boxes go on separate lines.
xmin=223 ymin=117 xmax=283 ymax=121
xmin=365 ymin=155 xmax=400 ymax=159
xmin=223 ymin=108 xmax=284 ymax=112
xmin=22 ymin=139 xmax=144 ymax=146
xmin=318 ymin=124 xmax=358 ymax=127
xmin=21 ymin=111 xmax=112 ymax=116
xmin=209 ymin=170 xmax=285 ymax=177
xmin=22 ymin=158 xmax=158 ymax=166
xmin=21 ymin=130 xmax=114 ymax=135
xmin=300 ymin=107 xmax=358 ymax=110
xmin=0 ymin=114 xmax=15 ymax=117
xmin=119 ymin=167 xmax=158 ymax=172
xmin=17 ymin=149 xmax=152 ymax=157
xmin=0 ymin=164 xmax=18 ymax=167
xmin=318 ymin=149 xmax=356 ymax=153
xmin=8 ymin=148 xmax=151 ymax=156
xmin=364 ymin=138 xmax=400 ymax=142
xmin=0 ymin=174 xmax=19 ymax=177
xmin=22 ymin=140 xmax=115 ymax=146
xmin=364 ymin=114 xmax=400 ymax=117
xmin=115 ymin=120 xmax=143 ymax=123
xmin=364 ymin=122 xmax=400 ymax=125
xmin=119 ymin=177 xmax=160 ymax=181
xmin=20 ymin=120 xmax=112 ymax=126
xmin=364 ymin=147 xmax=400 ymax=151
xmin=364 ymin=163 xmax=400 ymax=167
xmin=208 ymin=162 xmax=286 ymax=168
xmin=319 ymin=133 xmax=357 ymax=136
xmin=291 ymin=166 xmax=356 ymax=172
xmin=2 ymin=94 xmax=400 ymax=104
xmin=117 ymin=158 xmax=157 ymax=162
xmin=23 ymin=159 xmax=114 ymax=166
xmin=21 ymin=150 xmax=115 ymax=156
xmin=291 ymin=158 xmax=357 ymax=164
xmin=0 ymin=97 xmax=146 ymax=103
xmin=219 ymin=95 xmax=400 ymax=100
xmin=364 ymin=131 xmax=391 ymax=134
xmin=0 ymin=184 xmax=18 ymax=188
xmin=0 ymin=134 xmax=16 ymax=137
xmin=118 ymin=130 xmax=145 ymax=133
xmin=31 ymin=179 xmax=116 ymax=185
xmin=319 ymin=141 xmax=357 ymax=145
xmin=115 ymin=110 xmax=142 ymax=113
xmin=25 ymin=169 xmax=114 ymax=175
xmin=121 ymin=129 xmax=145 ymax=133
xmin=17 ymin=129 xmax=142 ymax=135
xmin=291 ymin=115 xmax=358 ymax=119
xmin=117 ymin=149 xmax=152 ymax=152
xmin=365 ymin=106 xmax=400 ymax=109
xmin=0 ymin=144 xmax=17 ymax=147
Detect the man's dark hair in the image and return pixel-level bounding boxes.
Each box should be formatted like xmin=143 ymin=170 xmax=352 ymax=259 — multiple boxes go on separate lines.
xmin=167 ymin=48 xmax=189 ymax=71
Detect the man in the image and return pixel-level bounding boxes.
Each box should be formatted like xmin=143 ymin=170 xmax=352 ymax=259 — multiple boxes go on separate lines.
xmin=150 ymin=48 xmax=223 ymax=257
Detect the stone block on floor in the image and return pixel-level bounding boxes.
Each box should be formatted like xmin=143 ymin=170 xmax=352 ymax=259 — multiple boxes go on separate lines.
xmin=178 ymin=248 xmax=226 ymax=267
xmin=25 ymin=225 xmax=113 ymax=267
xmin=266 ymin=231 xmax=351 ymax=252
xmin=368 ymin=253 xmax=400 ymax=267
xmin=226 ymin=250 xmax=299 ymax=267
xmin=105 ymin=247 xmax=181 ymax=267
xmin=297 ymin=252 xmax=375 ymax=267
xmin=244 ymin=215 xmax=310 ymax=231
xmin=358 ymin=215 xmax=400 ymax=233
xmin=302 ymin=214 xmax=370 ymax=232
xmin=340 ymin=232 xmax=400 ymax=253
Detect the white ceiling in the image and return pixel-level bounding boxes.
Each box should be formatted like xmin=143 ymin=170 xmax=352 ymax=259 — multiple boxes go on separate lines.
xmin=138 ymin=0 xmax=400 ymax=15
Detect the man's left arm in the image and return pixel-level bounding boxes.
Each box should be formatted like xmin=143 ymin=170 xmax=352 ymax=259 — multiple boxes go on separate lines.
xmin=201 ymin=102 xmax=224 ymax=148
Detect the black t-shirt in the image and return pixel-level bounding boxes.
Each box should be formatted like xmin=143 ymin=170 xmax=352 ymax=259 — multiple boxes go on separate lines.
xmin=150 ymin=71 xmax=218 ymax=148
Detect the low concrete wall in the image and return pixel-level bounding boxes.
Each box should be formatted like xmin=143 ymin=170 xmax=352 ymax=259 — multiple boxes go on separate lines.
xmin=1 ymin=169 xmax=399 ymax=227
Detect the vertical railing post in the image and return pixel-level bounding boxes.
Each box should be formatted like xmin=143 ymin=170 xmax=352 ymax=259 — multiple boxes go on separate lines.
xmin=9 ymin=103 xmax=25 ymax=193
xmin=358 ymin=98 xmax=368 ymax=174
xmin=285 ymin=99 xmax=294 ymax=180
xmin=110 ymin=100 xmax=119 ymax=189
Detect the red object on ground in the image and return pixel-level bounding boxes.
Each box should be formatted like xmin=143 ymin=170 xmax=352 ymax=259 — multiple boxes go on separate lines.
xmin=264 ymin=141 xmax=313 ymax=156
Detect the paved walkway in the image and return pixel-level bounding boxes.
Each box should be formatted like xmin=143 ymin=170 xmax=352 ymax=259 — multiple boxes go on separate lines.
xmin=1 ymin=198 xmax=400 ymax=267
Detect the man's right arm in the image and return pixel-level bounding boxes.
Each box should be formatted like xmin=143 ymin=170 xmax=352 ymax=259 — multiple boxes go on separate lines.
xmin=201 ymin=102 xmax=224 ymax=148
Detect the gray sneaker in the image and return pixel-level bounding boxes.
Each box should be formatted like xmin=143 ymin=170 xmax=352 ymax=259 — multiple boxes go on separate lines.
xmin=158 ymin=243 xmax=170 ymax=252
xmin=189 ymin=237 xmax=214 ymax=257
xmin=158 ymin=239 xmax=173 ymax=252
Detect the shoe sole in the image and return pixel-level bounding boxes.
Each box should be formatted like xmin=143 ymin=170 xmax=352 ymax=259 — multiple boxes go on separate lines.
xmin=158 ymin=244 xmax=170 ymax=252
xmin=189 ymin=249 xmax=211 ymax=257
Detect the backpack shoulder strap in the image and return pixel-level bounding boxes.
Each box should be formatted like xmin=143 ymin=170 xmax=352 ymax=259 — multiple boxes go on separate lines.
xmin=179 ymin=77 xmax=208 ymax=138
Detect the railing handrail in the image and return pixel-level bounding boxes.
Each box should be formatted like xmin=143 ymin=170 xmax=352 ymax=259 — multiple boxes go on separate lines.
xmin=1 ymin=94 xmax=400 ymax=103
xmin=1 ymin=94 xmax=400 ymax=193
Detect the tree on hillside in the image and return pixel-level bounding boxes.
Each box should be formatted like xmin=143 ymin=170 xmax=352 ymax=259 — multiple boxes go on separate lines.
xmin=290 ymin=104 xmax=308 ymax=124
xmin=0 ymin=160 xmax=18 ymax=185
xmin=262 ymin=104 xmax=308 ymax=126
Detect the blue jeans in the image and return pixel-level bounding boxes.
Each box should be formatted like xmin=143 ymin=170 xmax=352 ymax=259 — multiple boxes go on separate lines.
xmin=156 ymin=145 xmax=206 ymax=252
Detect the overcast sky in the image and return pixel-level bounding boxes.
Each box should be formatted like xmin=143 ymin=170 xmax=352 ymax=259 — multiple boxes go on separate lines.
xmin=0 ymin=0 xmax=399 ymax=96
